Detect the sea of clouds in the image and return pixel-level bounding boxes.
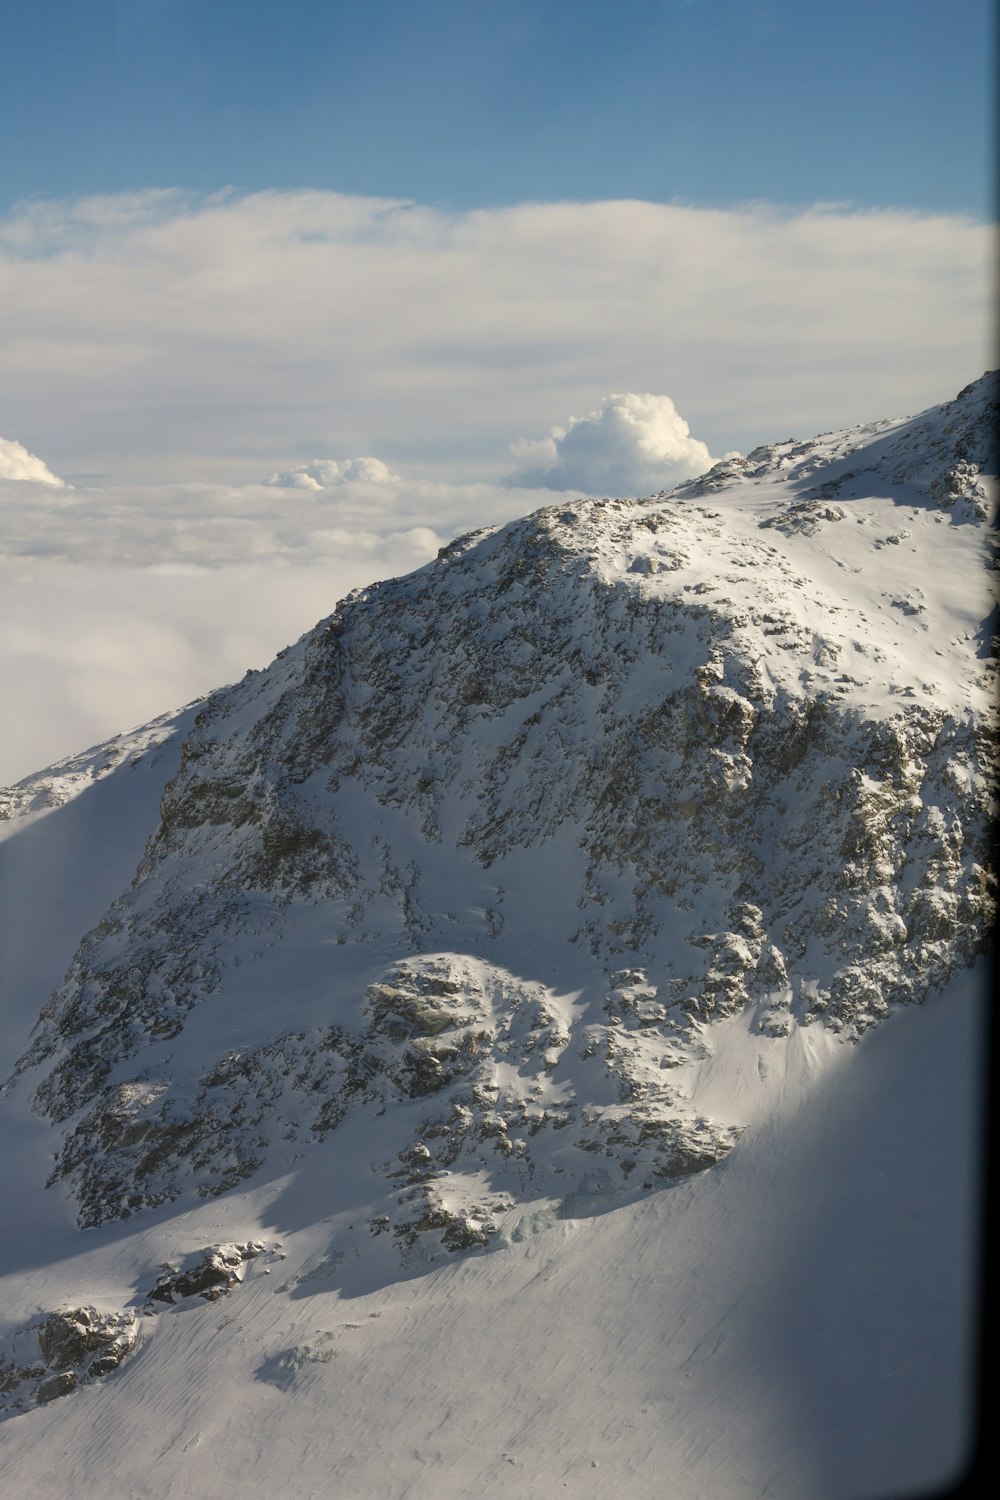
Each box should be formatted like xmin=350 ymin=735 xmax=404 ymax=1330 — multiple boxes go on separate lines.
xmin=0 ymin=189 xmax=991 ymax=781
xmin=0 ymin=392 xmax=715 ymax=780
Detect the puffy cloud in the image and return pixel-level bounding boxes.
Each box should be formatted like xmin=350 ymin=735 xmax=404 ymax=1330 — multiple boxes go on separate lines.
xmin=0 ymin=435 xmax=65 ymax=487
xmin=510 ymin=393 xmax=714 ymax=494
xmin=265 ymin=456 xmax=399 ymax=489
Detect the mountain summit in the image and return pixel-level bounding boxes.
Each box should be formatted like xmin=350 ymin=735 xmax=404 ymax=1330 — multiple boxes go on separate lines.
xmin=0 ymin=375 xmax=995 ymax=1498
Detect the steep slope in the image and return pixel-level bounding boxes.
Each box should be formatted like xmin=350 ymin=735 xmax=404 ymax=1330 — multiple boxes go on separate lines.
xmin=6 ymin=376 xmax=995 ymax=1256
xmin=0 ymin=374 xmax=994 ymax=1497
xmin=0 ymin=965 xmax=986 ymax=1500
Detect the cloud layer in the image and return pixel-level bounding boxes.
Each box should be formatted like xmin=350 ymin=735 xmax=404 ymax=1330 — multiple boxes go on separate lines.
xmin=0 ymin=467 xmax=551 ymax=782
xmin=0 ymin=191 xmax=991 ymax=486
xmin=0 ymin=387 xmax=716 ymax=778
xmin=510 ymin=393 xmax=715 ymax=494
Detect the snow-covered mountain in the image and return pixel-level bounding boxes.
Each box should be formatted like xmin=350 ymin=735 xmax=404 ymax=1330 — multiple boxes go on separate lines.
xmin=0 ymin=374 xmax=995 ymax=1499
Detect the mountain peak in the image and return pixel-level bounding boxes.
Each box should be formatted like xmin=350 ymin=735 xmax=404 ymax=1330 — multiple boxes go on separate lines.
xmin=0 ymin=380 xmax=993 ymax=1496
xmin=4 ymin=379 xmax=994 ymax=1260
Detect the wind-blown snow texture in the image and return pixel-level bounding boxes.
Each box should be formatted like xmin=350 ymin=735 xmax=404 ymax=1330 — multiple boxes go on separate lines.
xmin=0 ymin=374 xmax=995 ymax=1498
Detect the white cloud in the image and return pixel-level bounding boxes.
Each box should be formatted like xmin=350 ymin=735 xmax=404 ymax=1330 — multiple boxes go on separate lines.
xmin=0 ymin=470 xmax=544 ymax=573
xmin=0 ymin=435 xmax=65 ymax=487
xmin=265 ymin=456 xmax=398 ymax=489
xmin=510 ymin=392 xmax=714 ymax=494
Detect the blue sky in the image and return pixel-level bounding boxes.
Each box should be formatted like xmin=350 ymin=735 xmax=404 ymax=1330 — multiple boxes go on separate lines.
xmin=2 ymin=0 xmax=994 ymax=218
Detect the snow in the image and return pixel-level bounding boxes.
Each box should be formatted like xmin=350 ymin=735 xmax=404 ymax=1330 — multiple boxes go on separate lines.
xmin=0 ymin=708 xmax=197 ymax=1074
xmin=0 ymin=967 xmax=983 ymax=1499
xmin=0 ymin=375 xmax=993 ymax=1496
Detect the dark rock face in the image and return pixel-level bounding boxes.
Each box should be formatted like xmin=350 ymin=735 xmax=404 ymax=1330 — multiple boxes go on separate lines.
xmin=0 ymin=1308 xmax=138 ymax=1416
xmin=145 ymin=1242 xmax=264 ymax=1307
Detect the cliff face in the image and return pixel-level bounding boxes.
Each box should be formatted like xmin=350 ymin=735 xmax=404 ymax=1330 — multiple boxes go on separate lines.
xmin=7 ymin=375 xmax=997 ymax=1265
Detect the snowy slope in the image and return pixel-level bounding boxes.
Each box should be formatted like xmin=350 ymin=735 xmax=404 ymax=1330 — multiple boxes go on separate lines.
xmin=0 ymin=374 xmax=995 ymax=1498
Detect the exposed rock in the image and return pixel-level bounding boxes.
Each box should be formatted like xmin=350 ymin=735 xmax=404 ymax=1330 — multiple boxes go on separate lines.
xmin=145 ymin=1242 xmax=264 ymax=1307
xmin=0 ymin=1308 xmax=138 ymax=1417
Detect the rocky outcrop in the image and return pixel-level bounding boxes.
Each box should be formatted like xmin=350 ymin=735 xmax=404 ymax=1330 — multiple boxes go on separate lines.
xmin=0 ymin=1308 xmax=138 ymax=1416
xmin=144 ymin=1241 xmax=265 ymax=1308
